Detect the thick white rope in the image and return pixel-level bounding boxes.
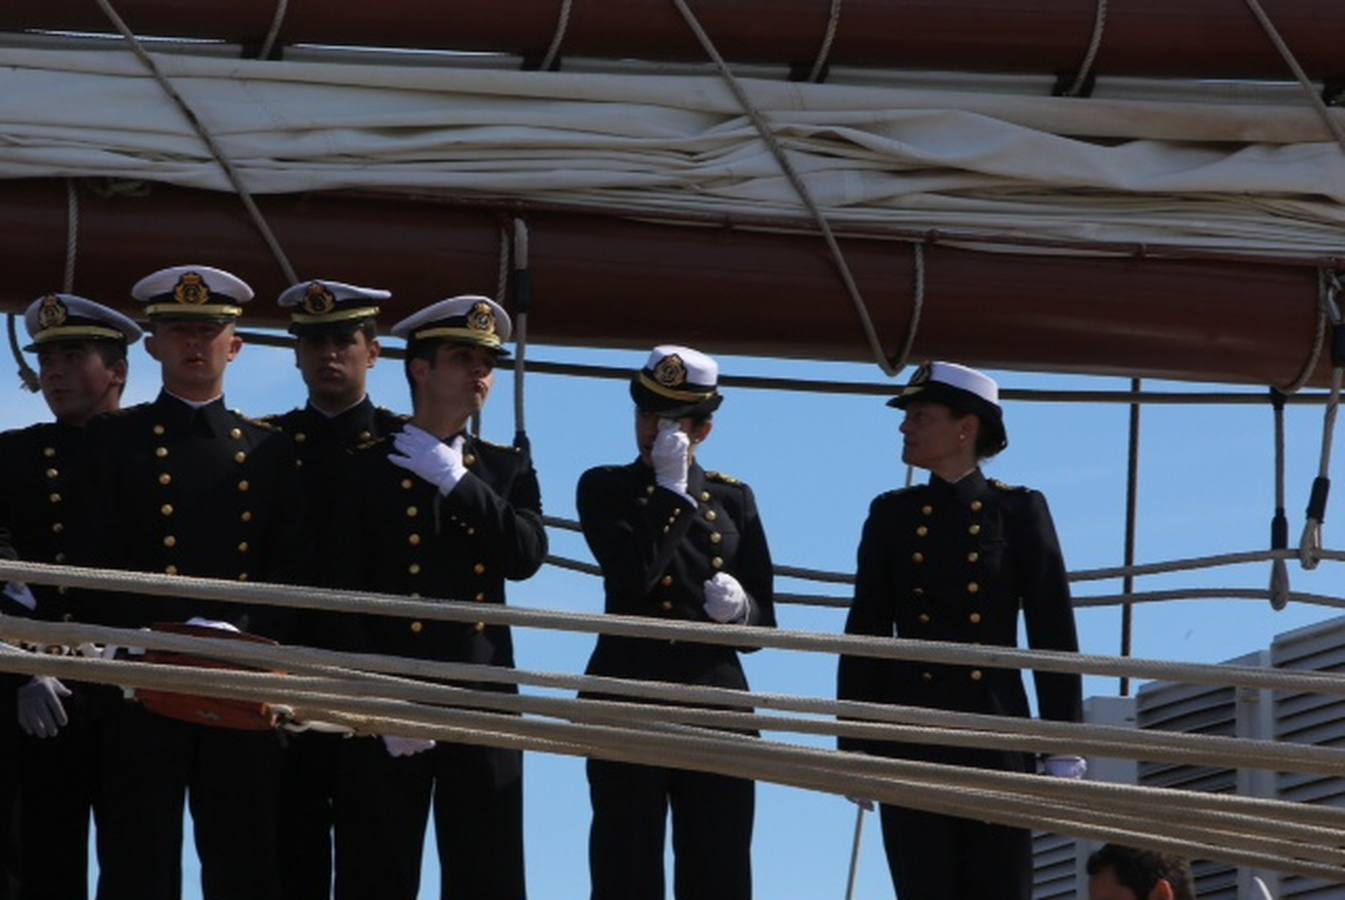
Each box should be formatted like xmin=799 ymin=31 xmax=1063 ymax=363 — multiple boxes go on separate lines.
xmin=539 ymin=0 xmax=573 ymax=72
xmin=258 ymin=0 xmax=289 ymax=60
xmin=93 ymin=0 xmax=298 ymax=285
xmin=670 ymin=0 xmax=903 ymax=377
xmin=1061 ymin=0 xmax=1107 ymax=97
xmin=807 ymin=0 xmax=843 ymax=83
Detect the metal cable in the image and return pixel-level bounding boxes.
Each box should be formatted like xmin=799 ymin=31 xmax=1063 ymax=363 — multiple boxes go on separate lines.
xmin=1119 ymin=377 xmax=1140 ymax=696
xmin=890 ymin=243 xmax=925 ymax=373
xmin=258 ymin=0 xmax=289 ymax=60
xmin=538 ymin=0 xmax=573 ymax=72
xmin=807 ymin=0 xmax=843 ymax=84
xmin=1062 ymin=0 xmax=1107 ymax=97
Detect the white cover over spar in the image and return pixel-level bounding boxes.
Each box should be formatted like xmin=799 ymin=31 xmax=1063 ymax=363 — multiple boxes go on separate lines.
xmin=2 ymin=47 xmax=1344 ymax=259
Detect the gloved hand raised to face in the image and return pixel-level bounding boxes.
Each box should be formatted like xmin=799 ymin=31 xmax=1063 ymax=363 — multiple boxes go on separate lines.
xmin=651 ymin=419 xmax=692 ymax=499
xmin=703 ymin=572 xmax=749 ymax=623
xmin=17 ymin=676 xmax=71 ymax=738
xmin=388 ymin=425 xmax=467 ymax=496
xmin=383 ymin=735 xmax=436 ymax=758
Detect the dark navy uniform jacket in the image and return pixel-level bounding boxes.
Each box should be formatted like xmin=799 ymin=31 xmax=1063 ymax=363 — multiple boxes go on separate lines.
xmin=838 ymin=468 xmax=1081 ymax=771
xmin=329 ymin=431 xmax=546 ymax=678
xmin=577 ymin=460 xmax=776 ymax=690
xmin=78 ymin=392 xmax=306 ymax=638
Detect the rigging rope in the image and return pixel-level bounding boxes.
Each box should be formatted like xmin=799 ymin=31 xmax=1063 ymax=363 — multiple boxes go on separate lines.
xmin=1061 ymin=0 xmax=1107 ymax=97
xmin=807 ymin=0 xmax=843 ymax=84
xmin=258 ymin=0 xmax=289 ymax=60
xmin=1242 ymin=0 xmax=1345 ymax=154
xmin=539 ymin=0 xmax=573 ymax=72
xmin=1269 ymin=389 xmax=1291 ymax=608
xmin=1299 ymin=269 xmax=1343 ymax=569
xmin=511 ymin=218 xmax=533 ymax=452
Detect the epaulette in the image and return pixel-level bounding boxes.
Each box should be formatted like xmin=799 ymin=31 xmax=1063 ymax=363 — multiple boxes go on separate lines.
xmin=355 ymin=435 xmax=389 ymax=451
xmin=990 ymin=478 xmax=1026 ymax=491
xmin=706 ymin=471 xmax=739 ymax=485
xmin=475 ymin=436 xmax=521 ymax=454
xmin=238 ymin=414 xmax=281 ymax=433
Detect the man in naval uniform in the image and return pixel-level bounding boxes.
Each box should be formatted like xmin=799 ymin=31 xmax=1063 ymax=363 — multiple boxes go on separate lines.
xmin=261 ymin=279 xmax=403 ymax=900
xmin=79 ymin=265 xmax=304 ymax=900
xmin=0 ymin=294 xmax=141 ymax=900
xmin=328 ymin=294 xmax=545 ymax=900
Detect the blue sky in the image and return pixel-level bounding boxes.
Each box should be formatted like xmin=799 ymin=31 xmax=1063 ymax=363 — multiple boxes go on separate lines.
xmin=4 ymin=331 xmax=1343 ymax=898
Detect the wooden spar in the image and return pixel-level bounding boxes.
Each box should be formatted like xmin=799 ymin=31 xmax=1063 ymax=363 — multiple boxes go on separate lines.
xmin=0 ymin=179 xmax=1328 ymax=387
xmin=4 ymin=0 xmax=1343 ymax=82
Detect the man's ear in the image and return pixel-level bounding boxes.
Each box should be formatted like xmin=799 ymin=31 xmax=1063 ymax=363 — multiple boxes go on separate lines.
xmin=367 ymin=338 xmax=381 ymax=369
xmin=1149 ymin=879 xmax=1175 ymax=900
xmin=227 ymin=332 xmax=243 ymax=362
xmin=408 ymin=356 xmax=429 ymax=387
xmin=144 ymin=334 xmax=161 ymax=362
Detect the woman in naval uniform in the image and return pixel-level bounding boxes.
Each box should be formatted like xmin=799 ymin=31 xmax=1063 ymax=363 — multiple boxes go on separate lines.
xmin=838 ymin=361 xmax=1084 ymax=900
xmin=577 ymin=345 xmax=776 ymax=900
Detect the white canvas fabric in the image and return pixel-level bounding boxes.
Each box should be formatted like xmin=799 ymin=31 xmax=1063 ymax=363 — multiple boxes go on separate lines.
xmin=2 ymin=47 xmax=1344 ymax=259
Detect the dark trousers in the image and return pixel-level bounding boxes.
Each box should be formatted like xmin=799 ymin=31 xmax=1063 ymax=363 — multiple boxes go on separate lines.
xmin=95 ymin=700 xmax=284 ymax=900
xmin=878 ymin=804 xmax=1032 ymax=900
xmin=587 ymin=759 xmax=754 ymax=900
xmin=334 ymin=736 xmax=525 ymax=900
xmin=278 ymin=730 xmax=341 ymax=900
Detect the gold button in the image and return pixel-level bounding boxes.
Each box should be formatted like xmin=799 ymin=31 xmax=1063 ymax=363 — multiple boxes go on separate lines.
xmin=921 ymin=505 xmax=933 ymax=516
xmin=408 ymin=563 xmax=421 ymax=575
xmin=672 ymin=508 xmax=682 ymax=517
xmin=358 ymin=431 xmax=371 ymax=442
xmin=969 ymin=613 xmax=982 ymax=624
xmin=54 ymin=552 xmax=66 ymax=563
xmin=700 ymin=491 xmax=711 ymax=502
xmin=967 ymin=551 xmax=979 ymax=563
xmin=401 ymin=479 xmax=413 ymax=490
xmin=408 ymin=534 xmax=421 ymax=546
xmin=406 ymin=506 xmax=418 ymax=517
xmin=163 ymin=535 xmax=176 ymax=548
xmin=230 ymin=428 xmax=243 ymax=440
xmin=475 ymin=592 xmax=487 ymax=602
xmin=473 ymin=563 xmax=486 ymax=576
xmin=49 ymin=493 xmax=61 ymax=503
xmin=46 ymin=468 xmax=58 ymax=479
xmin=165 ymin=565 xmax=178 ymax=575
xmin=43 ymin=446 xmax=56 ymax=458
xmin=151 ymin=426 xmax=164 ymax=437
xmin=474 ymin=622 xmax=486 ymax=633
xmin=159 ymin=473 xmax=172 ymax=486
xmin=464 ymin=454 xmax=476 ymax=466
xmin=915 ymin=525 xmax=928 ymax=537
xmin=410 ymin=621 xmax=423 ymax=634
xmin=711 ymin=556 xmax=723 ymax=569
xmin=160 ymin=504 xmax=173 ymax=516
xmin=970 ymin=500 xmax=983 ymax=512
xmin=636 ymin=497 xmax=648 ymax=506
xmin=646 ymin=485 xmax=655 ymax=495
xmin=710 ymin=532 xmax=722 ymax=544
xmin=51 ymin=522 xmax=64 ymax=534
xmin=293 ymin=432 xmax=305 ymax=443
xmin=294 ymin=459 xmax=303 ymax=469
xmin=662 ymin=526 xmax=670 ymax=534
xmin=912 ymin=587 xmax=925 ymax=597
xmin=661 ymin=575 xmax=673 ymax=587
xmin=237 ymin=480 xmax=250 ymax=492
xmin=240 ymin=510 xmax=252 ymax=523
xmin=967 ymin=582 xmax=979 ymax=594
xmin=466 ymin=527 xmax=476 ymax=536
xmin=921 ymin=671 xmax=933 ymax=682
xmin=968 ymin=524 xmax=981 ymax=535
xmin=918 ymin=613 xmax=930 ymax=624
xmin=661 ymin=601 xmax=673 ymax=611
xmin=970 ymin=670 xmax=983 ymax=681
xmin=912 ymin=552 xmax=925 ymax=564
xmin=705 ymin=511 xmax=717 ymax=522
xmin=234 ymin=451 xmax=246 ymax=464
xmin=238 ymin=542 xmax=249 ymax=553
xmin=155 ymin=447 xmax=168 ymax=459
xmin=238 ymin=572 xmax=249 ymax=581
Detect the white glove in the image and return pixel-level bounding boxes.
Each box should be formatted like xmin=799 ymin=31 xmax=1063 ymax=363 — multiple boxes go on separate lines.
xmin=382 ymin=735 xmax=436 ymax=758
xmin=388 ymin=425 xmax=467 ymax=496
xmin=184 ymin=617 xmax=241 ymax=633
xmin=2 ymin=581 xmax=36 ymax=611
xmin=702 ymin=572 xmax=749 ymax=623
xmin=1041 ymin=754 xmax=1087 ymax=779
xmin=17 ymin=676 xmax=71 ymax=738
xmin=651 ymin=420 xmax=691 ymax=499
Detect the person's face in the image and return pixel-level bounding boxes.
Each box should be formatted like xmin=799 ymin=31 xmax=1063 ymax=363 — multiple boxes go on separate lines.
xmin=145 ymin=320 xmax=242 ymax=396
xmin=634 ymin=409 xmax=712 ymax=465
xmin=898 ymin=400 xmax=977 ymax=472
xmin=35 ymin=341 xmax=126 ymax=426
xmin=414 ymin=343 xmax=496 ymax=416
xmin=295 ymin=327 xmax=379 ymax=409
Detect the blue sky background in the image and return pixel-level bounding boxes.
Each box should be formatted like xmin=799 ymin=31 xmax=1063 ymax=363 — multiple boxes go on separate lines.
xmin=4 ymin=330 xmax=1343 ymax=898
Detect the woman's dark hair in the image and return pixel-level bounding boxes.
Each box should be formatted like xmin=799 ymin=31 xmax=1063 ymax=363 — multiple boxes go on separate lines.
xmin=1086 ymin=844 xmax=1195 ymax=900
xmin=941 ymin=399 xmax=1004 ymax=461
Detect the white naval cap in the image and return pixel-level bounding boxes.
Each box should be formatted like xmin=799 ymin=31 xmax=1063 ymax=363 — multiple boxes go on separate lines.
xmin=630 ymin=344 xmax=723 ymax=418
xmin=390 ymin=295 xmax=511 ymax=355
xmin=131 ymin=265 xmax=253 ymax=321
xmin=277 ymin=279 xmax=389 ymax=334
xmin=22 ymin=293 xmax=143 ymax=352
xmin=888 ymin=361 xmax=1007 ymax=453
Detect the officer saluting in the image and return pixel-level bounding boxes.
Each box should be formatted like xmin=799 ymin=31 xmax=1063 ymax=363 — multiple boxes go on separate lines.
xmin=837 ymin=361 xmax=1083 ymax=900
xmin=80 ymin=265 xmax=305 ymax=900
xmin=263 ymin=279 xmax=403 ymax=900
xmin=577 ymin=345 xmax=776 ymax=900
xmin=328 ymin=295 xmax=545 ymax=900
xmin=1 ymin=294 xmax=141 ymax=900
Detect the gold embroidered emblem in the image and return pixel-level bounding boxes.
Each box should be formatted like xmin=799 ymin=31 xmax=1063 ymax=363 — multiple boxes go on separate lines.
xmin=302 ymin=282 xmax=336 ymax=315
xmin=467 ymin=301 xmax=496 ymax=335
xmin=36 ymin=294 xmax=67 ymax=329
xmin=910 ymin=362 xmax=932 ymax=386
xmin=174 ymin=272 xmax=209 ymax=305
xmin=653 ymin=353 xmax=686 ymax=388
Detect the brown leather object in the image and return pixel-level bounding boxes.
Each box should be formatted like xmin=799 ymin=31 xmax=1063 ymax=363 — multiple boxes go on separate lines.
xmin=137 ymin=623 xmax=281 ymax=732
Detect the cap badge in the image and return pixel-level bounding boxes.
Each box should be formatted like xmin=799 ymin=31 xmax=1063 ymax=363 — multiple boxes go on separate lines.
xmin=654 ymin=353 xmax=687 ymax=388
xmin=910 ymin=362 xmax=932 ymax=385
xmin=36 ymin=294 xmax=67 ymax=329
xmin=173 ymin=272 xmax=210 ymax=306
xmin=302 ymin=282 xmax=336 ymax=315
xmin=467 ymin=301 xmax=496 ymax=335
